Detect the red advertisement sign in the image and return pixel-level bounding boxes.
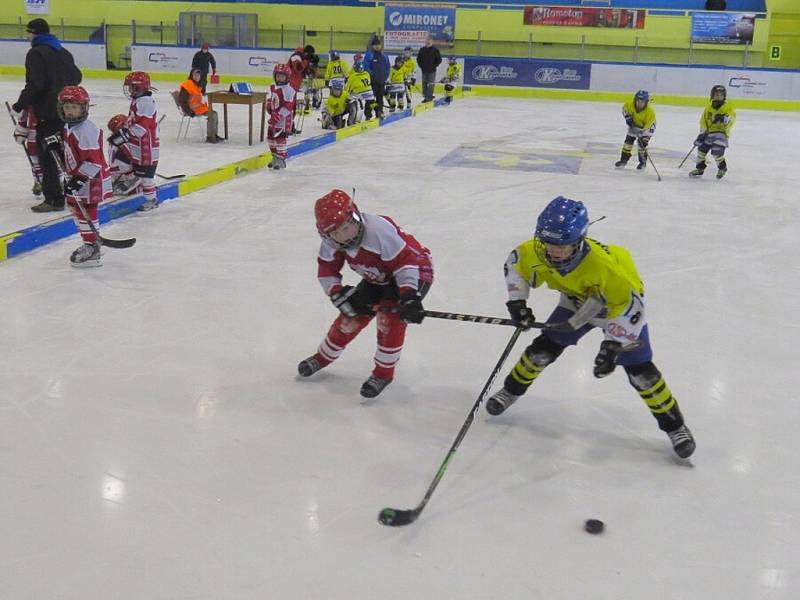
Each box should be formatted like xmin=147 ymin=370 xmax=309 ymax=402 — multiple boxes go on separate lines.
xmin=523 ymin=6 xmax=646 ymax=29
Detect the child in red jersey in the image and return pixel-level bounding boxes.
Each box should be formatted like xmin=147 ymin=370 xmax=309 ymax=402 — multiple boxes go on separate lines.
xmin=266 ymin=63 xmax=297 ymax=170
xmin=297 ymin=189 xmax=434 ymax=398
xmin=56 ymin=86 xmax=112 ymax=267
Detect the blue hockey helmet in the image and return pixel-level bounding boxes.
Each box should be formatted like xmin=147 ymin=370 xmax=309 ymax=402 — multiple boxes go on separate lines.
xmin=448 ymin=55 xmax=457 ymax=64
xmin=330 ymin=50 xmax=340 ymax=61
xmin=534 ymin=196 xmax=589 ymax=270
xmin=634 ymin=89 xmax=649 ymax=109
xmin=330 ymin=79 xmax=345 ymax=96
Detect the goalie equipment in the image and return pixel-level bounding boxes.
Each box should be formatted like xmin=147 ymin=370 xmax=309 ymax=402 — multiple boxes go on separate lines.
xmin=57 ymin=86 xmax=90 ymax=124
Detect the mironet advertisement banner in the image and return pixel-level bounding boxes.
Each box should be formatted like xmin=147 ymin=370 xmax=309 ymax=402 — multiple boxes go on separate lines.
xmin=691 ymin=12 xmax=755 ymax=45
xmin=523 ymin=6 xmax=645 ymax=29
xmin=384 ymin=3 xmax=456 ymax=51
xmin=464 ymin=57 xmax=591 ymax=90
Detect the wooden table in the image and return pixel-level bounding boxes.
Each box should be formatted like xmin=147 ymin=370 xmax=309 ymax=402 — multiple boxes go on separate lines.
xmin=207 ymin=91 xmax=267 ymax=146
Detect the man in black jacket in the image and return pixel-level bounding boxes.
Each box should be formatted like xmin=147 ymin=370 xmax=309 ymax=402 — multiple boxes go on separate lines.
xmin=12 ymin=18 xmax=82 ymax=212
xmin=416 ymin=36 xmax=441 ymax=103
xmin=191 ymin=43 xmax=217 ymax=94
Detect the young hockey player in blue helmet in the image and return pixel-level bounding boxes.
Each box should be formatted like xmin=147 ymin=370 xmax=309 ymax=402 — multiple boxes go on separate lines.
xmin=615 ymin=90 xmax=656 ymax=171
xmin=487 ymin=196 xmax=695 ymax=459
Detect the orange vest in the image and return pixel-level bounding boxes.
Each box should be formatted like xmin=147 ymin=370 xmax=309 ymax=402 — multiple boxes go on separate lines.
xmin=180 ymin=79 xmax=208 ymax=115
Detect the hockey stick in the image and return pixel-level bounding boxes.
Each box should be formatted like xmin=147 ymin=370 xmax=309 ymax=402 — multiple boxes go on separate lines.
xmin=378 ymin=327 xmax=524 ymax=527
xmin=155 ymin=172 xmax=185 ymax=180
xmin=6 ymin=100 xmax=41 ymax=177
xmin=49 ymin=150 xmax=136 ymax=249
xmin=645 ymin=150 xmax=662 ymax=182
xmin=422 ymin=310 xmax=545 ymax=329
xmin=677 ymin=145 xmax=695 ymax=169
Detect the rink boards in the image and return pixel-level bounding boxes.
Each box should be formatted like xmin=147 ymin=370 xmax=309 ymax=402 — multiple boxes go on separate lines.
xmin=0 ymin=95 xmax=453 ymax=263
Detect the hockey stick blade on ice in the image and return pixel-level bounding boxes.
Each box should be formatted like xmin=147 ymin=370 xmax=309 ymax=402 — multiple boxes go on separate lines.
xmin=378 ymin=327 xmax=524 ymax=527
xmin=49 ymin=150 xmax=136 ymax=249
xmin=155 ymin=172 xmax=185 ymax=180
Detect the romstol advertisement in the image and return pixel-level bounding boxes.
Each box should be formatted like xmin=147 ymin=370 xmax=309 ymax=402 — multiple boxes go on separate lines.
xmin=464 ymin=57 xmax=591 ymax=90
xmin=691 ymin=12 xmax=756 ymax=45
xmin=383 ymin=3 xmax=456 ymax=50
xmin=523 ymin=6 xmax=645 ymax=29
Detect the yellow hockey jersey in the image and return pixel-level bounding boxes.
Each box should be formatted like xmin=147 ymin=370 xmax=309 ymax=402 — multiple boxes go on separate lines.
xmin=505 ymin=238 xmax=644 ymax=320
xmin=389 ymin=66 xmax=405 ymax=84
xmin=445 ymin=63 xmax=460 ymax=83
xmin=325 ymin=59 xmax=351 ymax=83
xmin=326 ymin=90 xmax=350 ymax=117
xmin=700 ymin=101 xmax=736 ymax=137
xmin=345 ymin=70 xmax=372 ymax=95
xmin=622 ymin=98 xmax=656 ymax=131
xmin=401 ymin=57 xmax=416 ymax=81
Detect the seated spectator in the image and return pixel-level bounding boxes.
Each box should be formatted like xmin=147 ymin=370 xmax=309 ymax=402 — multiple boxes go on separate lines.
xmin=178 ymin=69 xmax=223 ymax=143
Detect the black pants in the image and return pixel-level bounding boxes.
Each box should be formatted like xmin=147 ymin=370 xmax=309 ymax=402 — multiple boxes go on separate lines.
xmin=371 ymin=81 xmax=386 ymax=117
xmin=36 ymin=119 xmax=65 ymax=208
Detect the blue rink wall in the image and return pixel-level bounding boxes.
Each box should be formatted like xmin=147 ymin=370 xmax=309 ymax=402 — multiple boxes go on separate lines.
xmin=0 ymin=97 xmax=454 ymax=264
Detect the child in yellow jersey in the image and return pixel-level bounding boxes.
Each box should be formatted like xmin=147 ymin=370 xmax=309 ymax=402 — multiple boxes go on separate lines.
xmin=321 ymin=80 xmax=353 ymax=130
xmin=615 ymin=90 xmax=656 ymax=171
xmin=401 ymin=46 xmax=417 ymax=104
xmin=441 ymin=56 xmax=461 ymax=104
xmin=386 ymin=56 xmax=407 ymax=112
xmin=690 ymin=84 xmax=736 ymax=179
xmin=487 ymin=196 xmax=696 ymax=460
xmin=324 ymin=50 xmax=350 ymax=89
xmin=345 ymin=54 xmax=377 ymax=120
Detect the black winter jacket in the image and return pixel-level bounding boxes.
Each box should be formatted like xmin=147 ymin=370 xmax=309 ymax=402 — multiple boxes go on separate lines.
xmin=191 ymin=51 xmax=217 ymax=75
xmin=14 ymin=35 xmax=82 ymax=123
xmin=416 ymin=45 xmax=442 ymax=74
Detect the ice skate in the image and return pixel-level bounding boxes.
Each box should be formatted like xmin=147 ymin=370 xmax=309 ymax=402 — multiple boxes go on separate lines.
xmin=667 ymin=424 xmax=696 ymax=459
xmin=113 ymin=174 xmax=140 ymax=196
xmin=297 ymin=356 xmax=324 ymax=378
xmin=636 ymin=159 xmax=647 ymax=171
xmin=360 ymin=375 xmax=392 ymax=398
xmin=486 ymin=388 xmax=520 ymax=416
xmin=272 ymin=157 xmax=286 ymax=170
xmin=70 ymin=242 xmax=102 ymax=268
xmin=137 ymin=197 xmax=158 ymax=212
xmin=614 ymin=154 xmax=630 ymax=169
xmin=716 ymin=160 xmax=727 ymax=179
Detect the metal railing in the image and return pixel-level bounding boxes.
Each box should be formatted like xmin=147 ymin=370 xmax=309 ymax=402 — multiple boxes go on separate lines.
xmin=0 ymin=18 xmax=761 ymax=70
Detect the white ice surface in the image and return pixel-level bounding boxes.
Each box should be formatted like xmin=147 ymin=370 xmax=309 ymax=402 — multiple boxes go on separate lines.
xmin=0 ymin=76 xmax=326 ymax=234
xmin=1 ymin=95 xmax=800 ymax=600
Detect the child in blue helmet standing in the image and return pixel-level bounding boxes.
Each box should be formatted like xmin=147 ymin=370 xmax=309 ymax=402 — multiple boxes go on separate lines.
xmin=486 ymin=197 xmax=695 ymax=459
xmin=615 ymin=90 xmax=656 ymax=171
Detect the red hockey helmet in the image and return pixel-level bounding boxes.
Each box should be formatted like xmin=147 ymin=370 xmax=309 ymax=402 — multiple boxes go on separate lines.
xmin=123 ymin=71 xmax=152 ymax=99
xmin=107 ymin=114 xmax=128 ymax=133
xmin=273 ymin=63 xmax=291 ymax=85
xmin=57 ymin=85 xmax=90 ymax=123
xmin=315 ymin=189 xmax=364 ymax=249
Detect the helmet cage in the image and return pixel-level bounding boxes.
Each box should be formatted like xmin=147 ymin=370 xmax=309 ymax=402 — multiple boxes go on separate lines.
xmin=57 ymin=86 xmax=90 ymax=124
xmin=321 ymin=210 xmax=364 ymax=249
xmin=533 ymin=236 xmax=585 ymax=271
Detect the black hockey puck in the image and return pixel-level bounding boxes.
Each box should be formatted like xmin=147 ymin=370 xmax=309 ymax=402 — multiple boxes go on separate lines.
xmin=584 ymin=519 xmax=604 ymax=534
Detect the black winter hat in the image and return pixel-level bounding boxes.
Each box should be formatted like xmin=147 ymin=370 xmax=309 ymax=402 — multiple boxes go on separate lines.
xmin=371 ymin=35 xmax=382 ymax=47
xmin=26 ymin=18 xmax=50 ymax=35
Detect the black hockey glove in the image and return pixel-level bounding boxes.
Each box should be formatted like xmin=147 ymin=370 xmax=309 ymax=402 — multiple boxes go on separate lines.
xmin=624 ymin=115 xmax=634 ymax=127
xmin=410 ymin=77 xmax=417 ymax=86
xmin=44 ymin=133 xmax=63 ymax=153
xmin=593 ymin=340 xmax=622 ymax=378
xmin=694 ymin=132 xmax=708 ymax=147
xmin=331 ymin=286 xmax=374 ymax=318
xmin=712 ymin=113 xmax=727 ymax=124
xmin=11 ymin=101 xmax=22 ymax=114
xmin=397 ymin=290 xmax=425 ymax=324
xmin=108 ymin=129 xmax=130 ymax=147
xmin=506 ymin=300 xmax=535 ymax=330
xmin=133 ymin=164 xmax=157 ymax=178
xmin=63 ymin=175 xmax=86 ymax=196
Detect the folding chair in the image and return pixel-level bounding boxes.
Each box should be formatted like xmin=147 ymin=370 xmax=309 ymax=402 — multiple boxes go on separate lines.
xmin=171 ymin=90 xmax=206 ymax=142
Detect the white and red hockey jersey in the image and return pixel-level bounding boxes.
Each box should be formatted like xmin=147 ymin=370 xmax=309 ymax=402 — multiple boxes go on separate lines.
xmin=126 ymin=94 xmax=160 ymax=166
xmin=62 ymin=119 xmax=112 ymax=203
xmin=267 ymin=83 xmax=297 ymax=133
xmin=317 ymin=213 xmax=434 ymax=296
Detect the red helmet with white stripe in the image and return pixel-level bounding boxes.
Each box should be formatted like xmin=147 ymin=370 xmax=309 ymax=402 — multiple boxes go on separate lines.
xmin=123 ymin=71 xmax=152 ymax=99
xmin=315 ymin=189 xmax=364 ymax=249
xmin=57 ymin=85 xmax=90 ymax=123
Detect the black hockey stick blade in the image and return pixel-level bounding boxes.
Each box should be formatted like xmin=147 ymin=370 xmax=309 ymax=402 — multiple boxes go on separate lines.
xmin=378 ymin=507 xmax=420 ymax=527
xmin=99 ymin=236 xmax=136 ymax=249
xmin=155 ymin=172 xmax=185 ymax=180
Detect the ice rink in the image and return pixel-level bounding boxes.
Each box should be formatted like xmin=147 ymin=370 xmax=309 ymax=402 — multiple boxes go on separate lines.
xmin=2 ymin=87 xmax=800 ymax=599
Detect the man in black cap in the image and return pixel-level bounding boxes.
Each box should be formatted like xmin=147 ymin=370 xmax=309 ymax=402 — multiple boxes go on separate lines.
xmin=12 ymin=18 xmax=83 ymax=212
